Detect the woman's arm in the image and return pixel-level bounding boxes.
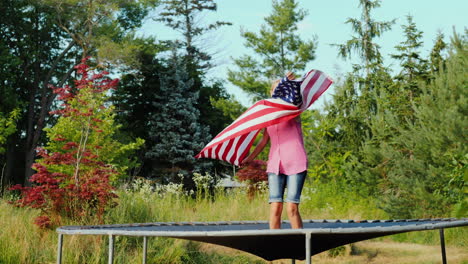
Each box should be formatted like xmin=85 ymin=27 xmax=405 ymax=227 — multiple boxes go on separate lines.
xmin=242 ymin=129 xmax=270 ymax=165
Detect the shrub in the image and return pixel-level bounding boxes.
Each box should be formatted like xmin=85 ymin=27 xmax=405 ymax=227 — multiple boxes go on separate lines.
xmin=236 ymin=160 xmax=268 ymax=197
xmin=9 ymin=58 xmax=141 ymax=228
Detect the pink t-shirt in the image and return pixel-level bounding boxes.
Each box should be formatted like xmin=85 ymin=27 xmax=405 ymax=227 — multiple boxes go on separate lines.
xmin=266 ymin=118 xmax=308 ymax=175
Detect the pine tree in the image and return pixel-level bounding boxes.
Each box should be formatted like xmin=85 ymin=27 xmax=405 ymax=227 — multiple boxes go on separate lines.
xmin=429 ymin=32 xmax=447 ymax=75
xmin=330 ymin=0 xmax=395 ymax=136
xmin=334 ymin=0 xmax=394 ymax=81
xmin=157 ymin=0 xmax=231 ymax=70
xmin=391 ymin=15 xmax=429 ymax=97
xmin=364 ymin=32 xmax=467 ymax=218
xmin=113 ymin=45 xmax=167 ymax=178
xmin=311 ymin=0 xmax=395 ymax=195
xmin=156 ymin=0 xmax=235 ymax=151
xmin=329 ymin=0 xmax=395 ymax=126
xmin=145 ymin=50 xmax=211 ymax=181
xmin=383 ymin=15 xmax=429 ymax=123
xmin=228 ymin=0 xmax=317 ymax=101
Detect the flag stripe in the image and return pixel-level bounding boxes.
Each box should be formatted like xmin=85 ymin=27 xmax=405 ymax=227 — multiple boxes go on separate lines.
xmin=214 ymin=105 xmax=287 ymax=139
xmin=218 ymin=139 xmax=229 ymax=160
xmin=304 ymin=74 xmax=326 ymax=108
xmin=215 ymin=99 xmax=297 ymax=139
xmin=225 ymin=136 xmax=240 ymax=163
xmin=221 ymin=138 xmax=234 ymax=161
xmin=196 ymin=70 xmax=333 ymax=166
xmin=200 ymin=109 xmax=300 ymax=152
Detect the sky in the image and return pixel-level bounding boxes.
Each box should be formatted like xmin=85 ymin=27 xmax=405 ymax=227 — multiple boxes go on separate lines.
xmin=140 ymin=0 xmax=467 ymax=108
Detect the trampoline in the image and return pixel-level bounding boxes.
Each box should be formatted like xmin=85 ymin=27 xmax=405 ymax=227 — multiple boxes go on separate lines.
xmin=56 ymin=218 xmax=468 ymax=264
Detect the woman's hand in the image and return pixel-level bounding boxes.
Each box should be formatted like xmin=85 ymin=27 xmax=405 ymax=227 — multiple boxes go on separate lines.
xmin=241 ymin=128 xmax=269 ymax=166
xmin=241 ymin=156 xmax=253 ymax=166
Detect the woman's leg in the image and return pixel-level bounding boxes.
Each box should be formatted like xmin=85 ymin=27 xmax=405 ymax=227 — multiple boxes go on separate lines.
xmin=268 ymin=173 xmax=286 ymax=229
xmin=285 ymin=171 xmax=306 ymax=229
xmin=286 ymin=202 xmax=303 ymax=229
xmin=269 ymin=202 xmax=283 ymax=229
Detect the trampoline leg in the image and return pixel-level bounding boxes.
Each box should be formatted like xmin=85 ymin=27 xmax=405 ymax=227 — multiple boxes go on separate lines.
xmin=291 ymin=259 xmax=295 ymax=264
xmin=57 ymin=234 xmax=63 ymax=264
xmin=439 ymin=229 xmax=447 ymax=264
xmin=143 ymin=236 xmax=148 ymax=264
xmin=108 ymin=235 xmax=115 ymax=264
xmin=305 ymin=232 xmax=312 ymax=264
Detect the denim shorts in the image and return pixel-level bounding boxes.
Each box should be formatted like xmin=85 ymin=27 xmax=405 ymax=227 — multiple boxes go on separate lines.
xmin=268 ymin=171 xmax=306 ymax=204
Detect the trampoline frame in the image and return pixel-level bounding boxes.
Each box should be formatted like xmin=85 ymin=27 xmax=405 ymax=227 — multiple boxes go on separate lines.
xmin=56 ymin=218 xmax=468 ymax=264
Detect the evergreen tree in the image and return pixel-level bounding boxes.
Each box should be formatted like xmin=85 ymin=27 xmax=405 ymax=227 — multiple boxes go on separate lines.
xmin=333 ymin=0 xmax=394 ymax=81
xmin=382 ymin=15 xmax=429 ymax=124
xmin=156 ymin=0 xmax=235 ymax=145
xmin=157 ymin=0 xmax=231 ymax=70
xmin=308 ymin=0 xmax=395 ymax=195
xmin=364 ymin=32 xmax=467 ymax=218
xmin=145 ymin=50 xmax=211 ymax=181
xmin=391 ymin=15 xmax=429 ymax=97
xmin=113 ymin=43 xmax=167 ymax=178
xmin=429 ymin=32 xmax=447 ymax=75
xmin=228 ymin=0 xmax=317 ymax=101
xmin=329 ymin=0 xmax=394 ymax=126
xmin=114 ymin=9 xmax=235 ymax=178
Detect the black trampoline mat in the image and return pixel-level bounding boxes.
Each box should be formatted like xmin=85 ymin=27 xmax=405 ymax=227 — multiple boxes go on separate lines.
xmin=57 ymin=218 xmax=468 ymax=260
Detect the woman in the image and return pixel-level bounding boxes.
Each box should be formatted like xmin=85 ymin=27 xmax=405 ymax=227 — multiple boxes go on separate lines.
xmin=242 ymin=72 xmax=307 ymax=229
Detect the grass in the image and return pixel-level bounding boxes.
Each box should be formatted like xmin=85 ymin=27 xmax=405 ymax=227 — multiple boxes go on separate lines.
xmin=0 ymin=177 xmax=466 ymax=263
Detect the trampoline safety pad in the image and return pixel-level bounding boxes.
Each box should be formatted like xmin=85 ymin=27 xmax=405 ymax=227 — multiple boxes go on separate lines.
xmin=57 ymin=218 xmax=468 ymax=263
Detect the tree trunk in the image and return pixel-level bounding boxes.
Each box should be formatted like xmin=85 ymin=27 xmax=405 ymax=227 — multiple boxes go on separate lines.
xmin=21 ymin=34 xmax=76 ymax=184
xmin=3 ymin=134 xmax=24 ymax=192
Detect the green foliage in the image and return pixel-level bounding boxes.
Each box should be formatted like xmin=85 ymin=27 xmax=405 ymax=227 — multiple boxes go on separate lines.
xmin=157 ymin=0 xmax=231 ymax=69
xmin=353 ymin=32 xmax=467 ymax=218
xmin=430 ymin=32 xmax=447 ymax=75
xmin=198 ymin=81 xmax=238 ymax=137
xmin=145 ymin=50 xmax=211 ymax=180
xmin=0 ymin=0 xmax=158 ymax=187
xmin=391 ymin=15 xmax=429 ymax=95
xmin=305 ymin=10 xmax=465 ymax=219
xmin=112 ymin=50 xmax=168 ymax=178
xmin=380 ymin=35 xmax=466 ymax=218
xmin=1 ymin=174 xmax=467 ymax=263
xmin=228 ymin=0 xmax=317 ymax=100
xmin=333 ymin=0 xmax=395 ymax=76
xmin=42 ymin=0 xmax=158 ymax=64
xmin=209 ymin=96 xmax=246 ymax=122
xmin=0 ymin=109 xmax=20 ymax=154
xmin=156 ymin=0 xmax=235 ymax=146
xmin=44 ymin=62 xmax=144 ymax=182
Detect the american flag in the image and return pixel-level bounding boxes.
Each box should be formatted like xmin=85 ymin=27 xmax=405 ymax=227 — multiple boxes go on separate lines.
xmin=195 ymin=70 xmax=333 ymax=166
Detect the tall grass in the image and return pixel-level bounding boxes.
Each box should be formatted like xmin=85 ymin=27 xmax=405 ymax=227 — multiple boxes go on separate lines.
xmin=0 ymin=176 xmax=466 ymax=263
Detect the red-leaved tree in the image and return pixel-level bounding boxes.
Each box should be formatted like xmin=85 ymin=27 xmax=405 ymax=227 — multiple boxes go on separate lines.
xmin=10 ymin=58 xmax=121 ymax=228
xmin=236 ymin=160 xmax=268 ymax=198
